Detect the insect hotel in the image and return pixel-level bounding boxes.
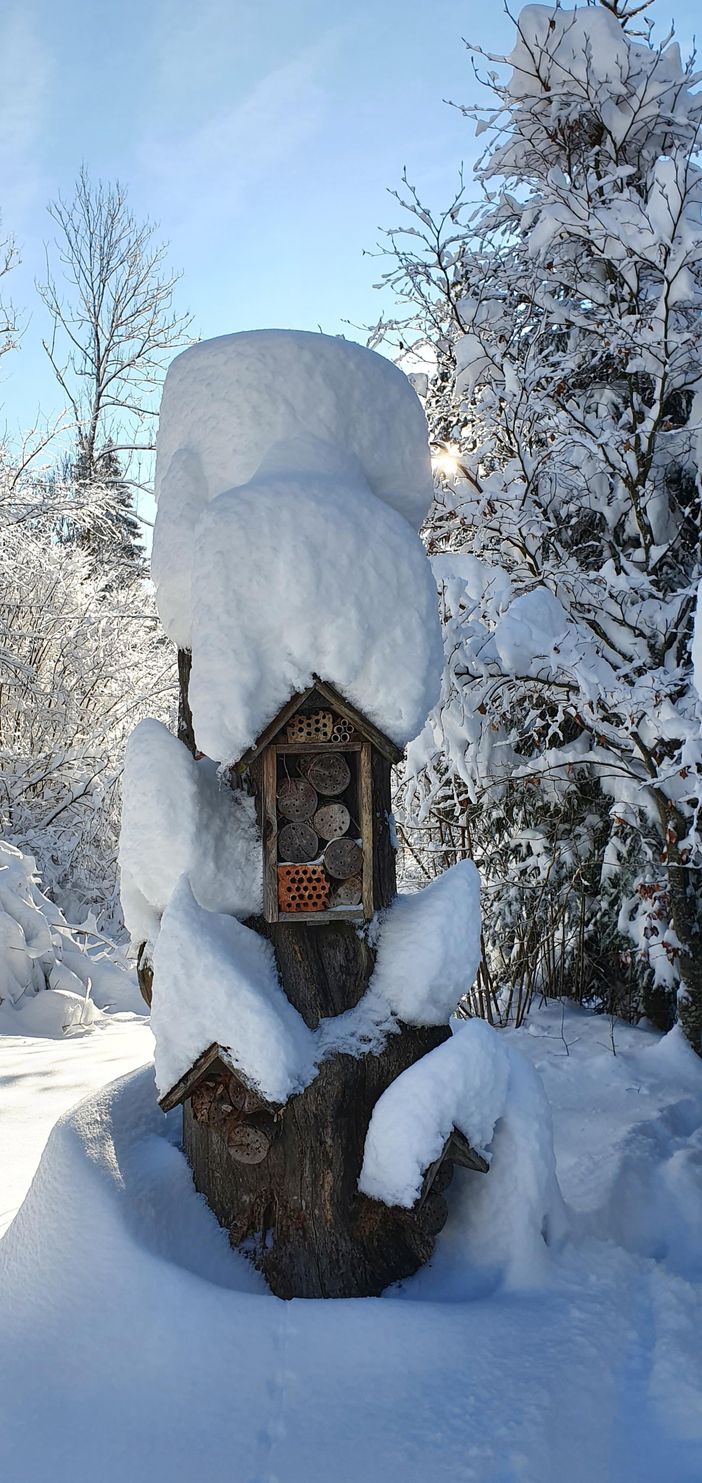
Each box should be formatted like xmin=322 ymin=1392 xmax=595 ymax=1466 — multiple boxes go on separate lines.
xmin=142 ymin=330 xmax=472 ymax=1299
xmin=155 ymin=673 xmax=462 ymax=1299
xmin=236 ymin=678 xmax=402 ymax=924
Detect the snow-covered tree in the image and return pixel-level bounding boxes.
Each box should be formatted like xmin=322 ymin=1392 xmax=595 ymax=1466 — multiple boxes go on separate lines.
xmin=374 ymin=3 xmax=702 ymax=1048
xmin=0 ymin=214 xmax=18 ymax=365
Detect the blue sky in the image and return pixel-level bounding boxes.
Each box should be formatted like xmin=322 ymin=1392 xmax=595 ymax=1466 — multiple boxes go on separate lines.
xmin=0 ymin=0 xmax=691 ymax=455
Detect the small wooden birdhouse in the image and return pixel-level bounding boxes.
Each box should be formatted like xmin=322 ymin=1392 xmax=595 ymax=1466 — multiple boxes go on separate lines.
xmin=236 ymin=680 xmax=402 ymax=925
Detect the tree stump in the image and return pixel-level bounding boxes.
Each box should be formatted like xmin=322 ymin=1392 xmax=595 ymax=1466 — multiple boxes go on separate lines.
xmin=177 ymin=652 xmax=453 ymax=1298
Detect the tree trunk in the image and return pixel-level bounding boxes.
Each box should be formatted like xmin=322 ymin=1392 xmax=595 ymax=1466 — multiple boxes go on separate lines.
xmin=665 ymin=810 xmax=702 ymax=1055
xmin=176 ymin=651 xmax=455 ymax=1297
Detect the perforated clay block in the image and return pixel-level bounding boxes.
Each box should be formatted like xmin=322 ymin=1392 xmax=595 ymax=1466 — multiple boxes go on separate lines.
xmin=278 ymin=863 xmax=331 ymax=914
xmin=285 ymin=709 xmax=334 ymax=744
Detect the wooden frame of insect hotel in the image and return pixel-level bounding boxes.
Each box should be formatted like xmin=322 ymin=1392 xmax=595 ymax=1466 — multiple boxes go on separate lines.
xmin=235 ymin=678 xmax=402 ymax=925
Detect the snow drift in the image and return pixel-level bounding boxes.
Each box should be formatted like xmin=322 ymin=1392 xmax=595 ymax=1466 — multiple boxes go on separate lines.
xmin=2 ymin=1004 xmax=702 ymax=1483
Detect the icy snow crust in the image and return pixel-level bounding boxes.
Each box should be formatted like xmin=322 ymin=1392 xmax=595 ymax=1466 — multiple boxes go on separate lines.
xmin=119 ymin=719 xmax=262 ymax=946
xmin=151 ymin=330 xmax=442 ymax=758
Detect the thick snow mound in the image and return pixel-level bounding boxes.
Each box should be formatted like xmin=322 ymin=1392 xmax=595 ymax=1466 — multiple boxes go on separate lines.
xmin=359 ymin=1019 xmax=510 ymax=1207
xmin=151 ymin=330 xmax=442 ymax=757
xmin=151 ymin=878 xmax=314 ymax=1102
xmin=119 ymin=719 xmax=262 ymax=944
xmin=451 ymin=1039 xmax=567 ymax=1285
xmin=153 ymin=332 xmax=434 ymax=646
xmin=188 ymin=470 xmax=443 ymax=761
xmin=150 ymin=879 xmax=406 ymax=1101
xmin=370 ymin=861 xmax=481 ymax=1025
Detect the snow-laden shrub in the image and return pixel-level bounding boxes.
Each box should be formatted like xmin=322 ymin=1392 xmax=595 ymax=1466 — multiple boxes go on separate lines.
xmin=0 ymin=839 xmax=142 ymax=1025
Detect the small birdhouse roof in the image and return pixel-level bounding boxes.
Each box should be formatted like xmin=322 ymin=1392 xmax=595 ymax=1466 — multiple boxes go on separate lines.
xmin=234 ymin=677 xmax=404 ymax=771
xmin=159 ymin=1042 xmax=225 ymax=1111
xmin=159 ymin=1042 xmax=280 ymax=1115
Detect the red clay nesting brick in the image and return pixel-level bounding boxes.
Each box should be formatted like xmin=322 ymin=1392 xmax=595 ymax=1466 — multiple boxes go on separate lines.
xmin=278 ymin=863 xmax=330 ymax=914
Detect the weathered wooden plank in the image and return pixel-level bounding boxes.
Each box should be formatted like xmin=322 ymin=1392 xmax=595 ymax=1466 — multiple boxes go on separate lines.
xmin=359 ymin=741 xmax=374 ymax=920
xmin=161 ymin=1044 xmax=282 ymax=1117
xmin=262 ymin=745 xmax=279 ymax=922
xmin=275 ymin=740 xmax=363 ymax=755
xmin=278 ymin=906 xmax=364 ymax=925
xmin=233 ymin=684 xmax=318 ymax=770
xmin=447 ymin=1129 xmax=490 ymax=1173
xmin=234 ymin=677 xmax=401 ymax=769
xmin=159 ymin=1042 xmax=223 ymax=1112
xmin=371 ymin=749 xmax=396 ymax=910
xmin=416 ymin=1128 xmax=488 ymax=1209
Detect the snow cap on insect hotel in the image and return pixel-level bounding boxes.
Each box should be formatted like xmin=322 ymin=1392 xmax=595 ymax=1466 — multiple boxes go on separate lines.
xmin=151 ymin=330 xmax=444 ymax=763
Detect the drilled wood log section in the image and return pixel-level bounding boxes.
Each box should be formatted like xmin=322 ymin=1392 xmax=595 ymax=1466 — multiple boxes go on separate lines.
xmin=278 ymin=820 xmax=319 ymax=862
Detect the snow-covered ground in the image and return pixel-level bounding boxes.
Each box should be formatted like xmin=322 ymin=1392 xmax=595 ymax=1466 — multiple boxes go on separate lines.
xmin=0 ymin=1004 xmax=152 ymax=1238
xmin=1 ymin=999 xmax=701 ymax=1483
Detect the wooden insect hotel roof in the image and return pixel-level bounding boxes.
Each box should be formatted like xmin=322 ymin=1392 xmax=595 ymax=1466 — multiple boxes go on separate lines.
xmin=234 ymin=677 xmax=404 ymax=771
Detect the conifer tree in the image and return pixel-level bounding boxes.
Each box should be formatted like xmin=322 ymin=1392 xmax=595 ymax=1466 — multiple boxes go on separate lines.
xmin=72 ymin=440 xmax=144 ymax=575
